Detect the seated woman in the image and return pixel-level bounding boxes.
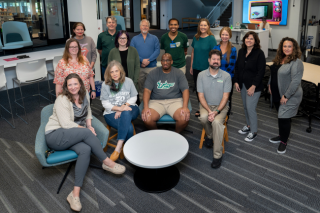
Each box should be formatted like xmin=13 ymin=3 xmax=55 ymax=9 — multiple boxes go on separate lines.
xmin=54 ymin=38 xmax=96 ymax=100
xmin=101 ymin=60 xmax=140 ymax=162
xmin=45 ymin=73 xmax=125 ymax=212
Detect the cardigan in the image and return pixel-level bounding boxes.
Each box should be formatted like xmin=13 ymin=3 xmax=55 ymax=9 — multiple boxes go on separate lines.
xmin=45 ymin=91 xmax=92 ymax=132
xmin=234 ymin=48 xmax=266 ymax=92
xmin=277 ymin=59 xmax=304 ymax=118
xmin=108 ymin=46 xmax=140 ymax=91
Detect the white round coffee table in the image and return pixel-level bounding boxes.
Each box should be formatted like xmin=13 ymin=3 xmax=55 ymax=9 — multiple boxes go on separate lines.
xmin=124 ymin=130 xmax=189 ymax=193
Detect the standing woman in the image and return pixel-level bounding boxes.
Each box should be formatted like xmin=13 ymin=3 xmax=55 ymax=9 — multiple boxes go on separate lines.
xmin=213 ymin=27 xmax=237 ymax=116
xmin=46 ymin=73 xmax=125 ymax=212
xmin=268 ymin=37 xmax=303 ymax=154
xmin=54 ymin=39 xmax=96 ymax=99
xmin=108 ymin=30 xmax=140 ymax=93
xmin=190 ymin=18 xmax=217 ymax=116
xmin=101 ymin=60 xmax=140 ymax=161
xmin=234 ymin=31 xmax=265 ymax=142
xmin=72 ymin=22 xmax=97 ymax=71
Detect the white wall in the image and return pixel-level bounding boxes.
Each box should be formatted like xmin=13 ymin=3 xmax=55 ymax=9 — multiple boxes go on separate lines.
xmin=232 ymin=0 xmax=304 ymax=48
xmin=171 ymin=0 xmax=213 ymax=27
xmin=67 ymin=0 xmax=101 ymax=80
xmin=160 ymin=0 xmax=172 ymax=30
xmin=306 ymin=0 xmax=320 ymax=21
xmin=99 ymin=0 xmax=109 ymax=32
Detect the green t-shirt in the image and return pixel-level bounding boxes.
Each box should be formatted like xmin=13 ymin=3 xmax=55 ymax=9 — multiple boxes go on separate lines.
xmin=97 ymin=30 xmax=118 ymax=67
xmin=160 ymin=32 xmax=189 ymax=68
xmin=191 ymin=35 xmax=217 ymax=71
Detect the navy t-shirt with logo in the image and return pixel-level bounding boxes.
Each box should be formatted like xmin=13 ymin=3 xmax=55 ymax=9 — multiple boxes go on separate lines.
xmin=144 ymin=67 xmax=189 ymax=100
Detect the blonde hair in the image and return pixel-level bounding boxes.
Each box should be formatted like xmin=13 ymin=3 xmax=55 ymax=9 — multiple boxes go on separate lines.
xmin=195 ymin=18 xmax=213 ymax=40
xmin=219 ymin=27 xmax=233 ymax=63
xmin=104 ymin=60 xmax=126 ymax=85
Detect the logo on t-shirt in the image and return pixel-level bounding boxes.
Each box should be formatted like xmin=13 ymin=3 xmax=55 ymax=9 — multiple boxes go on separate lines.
xmin=157 ymin=80 xmax=175 ymax=89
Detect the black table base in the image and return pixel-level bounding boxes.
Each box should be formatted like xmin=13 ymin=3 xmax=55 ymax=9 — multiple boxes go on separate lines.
xmin=134 ymin=165 xmax=180 ymax=193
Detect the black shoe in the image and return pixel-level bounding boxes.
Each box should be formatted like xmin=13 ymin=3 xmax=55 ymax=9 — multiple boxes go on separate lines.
xmin=269 ymin=136 xmax=281 ymax=143
xmin=204 ymin=137 xmax=213 ymax=148
xmin=238 ymin=125 xmax=250 ymax=134
xmin=277 ymin=141 xmax=287 ymax=154
xmin=211 ymin=156 xmax=223 ymax=169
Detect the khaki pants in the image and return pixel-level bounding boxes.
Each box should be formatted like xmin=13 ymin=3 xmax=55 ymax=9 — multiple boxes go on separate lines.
xmin=139 ymin=67 xmax=156 ymax=101
xmin=178 ymin=65 xmax=186 ymax=74
xmin=198 ymin=104 xmax=229 ymax=159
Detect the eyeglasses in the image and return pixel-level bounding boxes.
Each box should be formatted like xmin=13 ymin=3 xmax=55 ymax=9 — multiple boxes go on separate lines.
xmin=69 ymin=46 xmax=78 ymax=49
xmin=161 ymin=59 xmax=171 ymax=63
xmin=119 ymin=37 xmax=127 ymax=40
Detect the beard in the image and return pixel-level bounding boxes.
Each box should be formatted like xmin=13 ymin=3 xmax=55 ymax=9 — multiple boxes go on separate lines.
xmin=210 ymin=64 xmax=220 ymax=70
xmin=163 ymin=66 xmax=170 ymax=71
xmin=142 ymin=30 xmax=148 ymax=34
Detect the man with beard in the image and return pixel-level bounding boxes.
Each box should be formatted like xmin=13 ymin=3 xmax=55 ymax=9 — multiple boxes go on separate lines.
xmin=131 ymin=19 xmax=160 ymax=101
xmin=197 ymin=49 xmax=232 ymax=168
xmin=141 ymin=53 xmax=190 ymax=133
xmin=160 ymin=18 xmax=189 ymax=74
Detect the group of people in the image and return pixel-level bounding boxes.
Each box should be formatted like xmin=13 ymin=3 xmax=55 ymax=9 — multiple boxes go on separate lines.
xmin=45 ymin=16 xmax=304 ymax=211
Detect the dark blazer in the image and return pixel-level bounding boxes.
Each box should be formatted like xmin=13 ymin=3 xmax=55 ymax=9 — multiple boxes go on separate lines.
xmin=234 ymin=48 xmax=266 ymax=92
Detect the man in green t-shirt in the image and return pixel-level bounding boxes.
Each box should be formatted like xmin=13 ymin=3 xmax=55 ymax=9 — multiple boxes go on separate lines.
xmin=97 ymin=16 xmax=118 ymax=80
xmin=160 ymin=18 xmax=189 ymax=74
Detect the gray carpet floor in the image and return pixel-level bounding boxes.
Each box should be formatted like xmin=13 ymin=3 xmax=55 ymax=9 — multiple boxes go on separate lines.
xmin=0 ymin=48 xmax=319 ymax=212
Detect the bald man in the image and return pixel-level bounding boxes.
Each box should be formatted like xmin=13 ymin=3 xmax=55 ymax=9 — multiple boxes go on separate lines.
xmin=141 ymin=53 xmax=190 ymax=133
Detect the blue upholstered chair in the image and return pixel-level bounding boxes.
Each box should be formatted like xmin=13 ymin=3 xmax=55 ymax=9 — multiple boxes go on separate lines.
xmin=114 ymin=15 xmax=126 ymax=31
xmin=0 ymin=37 xmax=3 ymax=51
xmin=35 ymin=104 xmax=109 ymax=193
xmin=2 ymin=21 xmax=33 ymax=48
xmin=139 ymin=100 xmax=193 ymax=132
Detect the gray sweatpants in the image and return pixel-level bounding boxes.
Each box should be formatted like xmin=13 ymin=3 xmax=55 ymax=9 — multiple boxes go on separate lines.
xmin=240 ymin=84 xmax=261 ymax=133
xmin=46 ymin=128 xmax=107 ymax=187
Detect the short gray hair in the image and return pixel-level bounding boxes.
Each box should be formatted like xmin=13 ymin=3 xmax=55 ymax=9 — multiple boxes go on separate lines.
xmin=140 ymin=19 xmax=150 ymax=27
xmin=106 ymin=16 xmax=117 ymax=23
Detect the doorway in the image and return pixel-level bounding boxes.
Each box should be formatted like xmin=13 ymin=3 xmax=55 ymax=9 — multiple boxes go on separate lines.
xmin=109 ymin=0 xmax=134 ymax=32
xmin=148 ymin=0 xmax=159 ymax=29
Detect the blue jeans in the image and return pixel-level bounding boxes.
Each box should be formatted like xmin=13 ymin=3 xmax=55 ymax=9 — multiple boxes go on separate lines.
xmin=104 ymin=105 xmax=139 ymax=141
xmin=101 ymin=65 xmax=106 ymax=81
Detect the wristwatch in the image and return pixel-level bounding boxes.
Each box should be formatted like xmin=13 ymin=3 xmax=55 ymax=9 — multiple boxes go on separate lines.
xmin=215 ymin=109 xmax=221 ymax=114
xmin=284 ymin=95 xmax=287 ymax=99
xmin=91 ymin=90 xmax=96 ymax=93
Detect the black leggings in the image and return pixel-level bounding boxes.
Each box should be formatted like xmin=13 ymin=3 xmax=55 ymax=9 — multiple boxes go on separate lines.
xmin=227 ymin=78 xmax=235 ymax=116
xmin=193 ymin=69 xmax=202 ymax=102
xmin=273 ymin=101 xmax=291 ymax=143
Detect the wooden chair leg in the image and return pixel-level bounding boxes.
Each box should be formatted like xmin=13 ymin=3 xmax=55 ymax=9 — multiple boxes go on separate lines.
xmin=199 ymin=128 xmax=206 ymax=149
xmin=224 ymin=125 xmax=229 ymax=142
xmin=132 ymin=122 xmax=136 ymax=135
xmin=120 ymin=149 xmax=125 ymax=159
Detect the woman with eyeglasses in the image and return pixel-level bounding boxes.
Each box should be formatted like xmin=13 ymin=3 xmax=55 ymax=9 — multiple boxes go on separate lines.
xmin=108 ymin=30 xmax=140 ymax=93
xmin=54 ymin=38 xmax=96 ymax=99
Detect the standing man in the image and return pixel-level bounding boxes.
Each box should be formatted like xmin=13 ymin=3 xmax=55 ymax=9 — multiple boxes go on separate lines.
xmin=160 ymin=18 xmax=189 ymax=74
xmin=97 ymin=16 xmax=118 ymax=80
xmin=197 ymin=50 xmax=232 ymax=169
xmin=141 ymin=53 xmax=190 ymax=133
xmin=131 ymin=19 xmax=160 ymax=101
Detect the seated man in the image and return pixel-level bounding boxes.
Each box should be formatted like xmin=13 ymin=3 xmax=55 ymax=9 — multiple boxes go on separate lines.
xmin=141 ymin=53 xmax=190 ymax=133
xmin=197 ymin=49 xmax=231 ymax=169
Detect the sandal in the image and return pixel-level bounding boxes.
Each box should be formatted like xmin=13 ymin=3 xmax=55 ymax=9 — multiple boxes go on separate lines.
xmin=195 ymin=110 xmax=200 ymax=117
xmin=102 ymin=163 xmax=126 ymax=174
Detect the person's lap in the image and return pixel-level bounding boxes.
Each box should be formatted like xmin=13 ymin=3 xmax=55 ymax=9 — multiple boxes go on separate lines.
xmin=103 ymin=105 xmax=139 ymax=130
xmin=148 ymin=98 xmax=183 ymax=119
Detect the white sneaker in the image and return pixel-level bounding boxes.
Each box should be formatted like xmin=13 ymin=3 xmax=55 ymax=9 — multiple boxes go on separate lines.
xmin=67 ymin=191 xmax=82 ymax=212
xmin=238 ymin=126 xmax=250 ymax=134
xmin=245 ymin=132 xmax=257 ymax=142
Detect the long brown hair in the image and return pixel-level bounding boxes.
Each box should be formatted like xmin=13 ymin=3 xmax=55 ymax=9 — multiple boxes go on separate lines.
xmin=241 ymin=31 xmax=261 ymax=49
xmin=61 ymin=73 xmax=86 ymax=104
xmin=219 ymin=27 xmax=233 ymax=63
xmin=195 ymin=18 xmax=213 ymax=40
xmin=62 ymin=38 xmax=86 ymax=65
xmin=273 ymin=37 xmax=302 ymax=65
xmin=104 ymin=60 xmax=126 ymax=86
xmin=71 ymin=22 xmax=86 ymax=38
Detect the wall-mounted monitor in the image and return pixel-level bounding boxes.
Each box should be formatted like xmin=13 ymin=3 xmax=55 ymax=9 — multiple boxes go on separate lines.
xmin=242 ymin=0 xmax=288 ymax=26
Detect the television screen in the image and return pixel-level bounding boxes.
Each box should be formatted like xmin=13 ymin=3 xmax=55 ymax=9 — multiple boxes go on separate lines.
xmin=242 ymin=0 xmax=288 ymax=26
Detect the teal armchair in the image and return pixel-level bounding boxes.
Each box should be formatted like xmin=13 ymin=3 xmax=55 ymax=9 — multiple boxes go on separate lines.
xmin=35 ymin=104 xmax=109 ymax=193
